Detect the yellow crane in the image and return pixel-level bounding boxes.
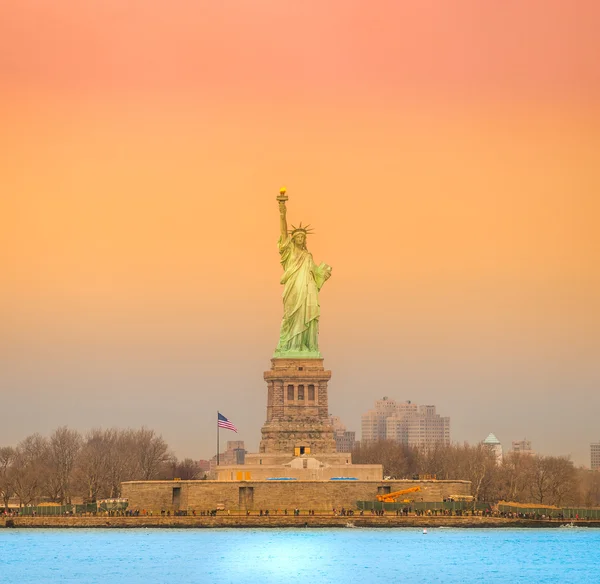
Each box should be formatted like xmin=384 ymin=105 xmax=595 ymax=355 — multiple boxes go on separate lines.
xmin=376 ymin=486 xmax=422 ymax=503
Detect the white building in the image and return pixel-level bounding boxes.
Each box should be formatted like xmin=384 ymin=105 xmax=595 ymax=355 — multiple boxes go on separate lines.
xmin=361 ymin=397 xmax=397 ymax=445
xmin=361 ymin=398 xmax=450 ymax=448
xmin=483 ymin=433 xmax=503 ymax=464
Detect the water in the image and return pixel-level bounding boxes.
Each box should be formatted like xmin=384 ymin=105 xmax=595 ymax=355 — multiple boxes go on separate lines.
xmin=0 ymin=528 xmax=598 ymax=583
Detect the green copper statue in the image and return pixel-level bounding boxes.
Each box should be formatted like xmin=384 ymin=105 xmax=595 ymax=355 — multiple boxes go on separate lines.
xmin=274 ymin=188 xmax=332 ymax=358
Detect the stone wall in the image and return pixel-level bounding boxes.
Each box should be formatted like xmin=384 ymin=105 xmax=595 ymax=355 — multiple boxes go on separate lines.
xmin=5 ymin=515 xmax=595 ymax=529
xmin=121 ymin=479 xmax=471 ymax=512
xmin=216 ymin=460 xmax=382 ymax=481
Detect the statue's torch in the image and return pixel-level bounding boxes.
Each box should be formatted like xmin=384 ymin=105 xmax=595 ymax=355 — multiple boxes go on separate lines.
xmin=276 ymin=187 xmax=288 ymax=204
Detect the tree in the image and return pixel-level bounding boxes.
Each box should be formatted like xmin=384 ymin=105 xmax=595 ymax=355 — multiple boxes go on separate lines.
xmin=545 ymin=456 xmax=576 ymax=507
xmin=133 ymin=428 xmax=170 ymax=480
xmin=462 ymin=444 xmax=499 ymax=502
xmin=74 ymin=428 xmax=112 ymax=502
xmin=0 ymin=446 xmax=16 ymax=509
xmin=578 ymin=469 xmax=600 ymax=507
xmin=416 ymin=442 xmax=499 ymax=501
xmin=528 ymin=455 xmax=576 ymax=506
xmin=352 ymin=440 xmax=417 ymax=479
xmin=75 ymin=428 xmax=138 ymax=500
xmin=414 ymin=442 xmax=455 ymax=480
xmin=3 ymin=426 xmax=179 ymax=503
xmin=175 ymin=458 xmax=203 ymax=480
xmin=497 ymin=452 xmax=535 ymax=503
xmin=528 ymin=456 xmax=551 ymax=504
xmin=47 ymin=427 xmax=82 ymax=504
xmin=12 ymin=434 xmax=49 ymax=506
xmin=105 ymin=429 xmax=138 ymax=498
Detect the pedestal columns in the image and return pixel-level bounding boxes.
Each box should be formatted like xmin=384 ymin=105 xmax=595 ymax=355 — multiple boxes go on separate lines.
xmin=259 ymin=358 xmax=336 ymax=455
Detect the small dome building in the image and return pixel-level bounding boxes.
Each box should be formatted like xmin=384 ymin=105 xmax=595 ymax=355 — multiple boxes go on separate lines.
xmin=483 ymin=433 xmax=503 ymax=464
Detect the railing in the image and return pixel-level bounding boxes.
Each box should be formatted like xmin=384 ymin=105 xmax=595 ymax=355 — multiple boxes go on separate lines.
xmin=5 ymin=503 xmax=124 ymax=517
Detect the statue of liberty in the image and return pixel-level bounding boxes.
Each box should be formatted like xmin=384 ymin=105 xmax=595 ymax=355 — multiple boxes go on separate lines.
xmin=274 ymin=188 xmax=332 ymax=358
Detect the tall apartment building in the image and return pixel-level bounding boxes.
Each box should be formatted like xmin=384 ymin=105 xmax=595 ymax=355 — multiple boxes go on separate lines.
xmin=405 ymin=406 xmax=450 ymax=449
xmin=330 ymin=415 xmax=357 ymax=453
xmin=512 ymin=439 xmax=534 ymax=455
xmin=361 ymin=398 xmax=450 ymax=448
xmin=361 ymin=397 xmax=397 ymax=444
xmin=591 ymin=442 xmax=600 ymax=471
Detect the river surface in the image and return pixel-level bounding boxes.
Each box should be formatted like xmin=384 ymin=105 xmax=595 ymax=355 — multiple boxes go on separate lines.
xmin=1 ymin=527 xmax=598 ymax=583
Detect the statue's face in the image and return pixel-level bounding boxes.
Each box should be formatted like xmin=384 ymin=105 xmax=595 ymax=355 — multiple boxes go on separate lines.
xmin=294 ymin=232 xmax=306 ymax=246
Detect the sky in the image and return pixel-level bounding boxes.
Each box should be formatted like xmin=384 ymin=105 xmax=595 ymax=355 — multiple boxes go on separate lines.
xmin=1 ymin=1 xmax=599 ymax=465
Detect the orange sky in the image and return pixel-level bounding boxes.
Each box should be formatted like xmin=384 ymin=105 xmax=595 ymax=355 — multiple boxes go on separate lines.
xmin=1 ymin=1 xmax=599 ymax=464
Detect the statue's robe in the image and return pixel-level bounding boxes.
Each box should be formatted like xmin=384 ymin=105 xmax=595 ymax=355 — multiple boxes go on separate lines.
xmin=275 ymin=236 xmax=330 ymax=354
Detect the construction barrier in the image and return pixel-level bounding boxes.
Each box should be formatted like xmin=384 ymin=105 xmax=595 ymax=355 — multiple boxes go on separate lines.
xmin=356 ymin=500 xmax=488 ymax=513
xmin=13 ymin=503 xmax=122 ymax=516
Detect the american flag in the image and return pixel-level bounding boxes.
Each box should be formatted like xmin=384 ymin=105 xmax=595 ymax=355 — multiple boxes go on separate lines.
xmin=217 ymin=412 xmax=238 ymax=433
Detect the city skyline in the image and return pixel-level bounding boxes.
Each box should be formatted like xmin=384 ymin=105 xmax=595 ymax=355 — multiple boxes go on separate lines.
xmin=2 ymin=2 xmax=598 ymax=466
xmin=361 ymin=397 xmax=451 ymax=449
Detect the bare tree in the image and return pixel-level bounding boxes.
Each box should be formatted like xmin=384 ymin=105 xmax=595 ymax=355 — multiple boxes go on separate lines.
xmin=74 ymin=428 xmax=139 ymax=501
xmin=420 ymin=443 xmax=498 ymax=501
xmin=578 ymin=469 xmax=600 ymax=507
xmin=529 ymin=457 xmax=550 ymax=504
xmin=73 ymin=427 xmax=172 ymax=499
xmin=174 ymin=458 xmax=203 ymax=480
xmin=0 ymin=446 xmax=16 ymax=509
xmin=47 ymin=427 xmax=82 ymax=504
xmin=352 ymin=440 xmax=417 ymax=479
xmin=416 ymin=444 xmax=453 ymax=479
xmin=462 ymin=444 xmax=498 ymax=502
xmin=415 ymin=442 xmax=455 ymax=480
xmin=133 ymin=428 xmax=171 ymax=481
xmin=546 ymin=456 xmax=576 ymax=507
xmin=497 ymin=452 xmax=535 ymax=502
xmin=105 ymin=429 xmax=138 ymax=498
xmin=73 ymin=428 xmax=112 ymax=502
xmin=12 ymin=434 xmax=49 ymax=506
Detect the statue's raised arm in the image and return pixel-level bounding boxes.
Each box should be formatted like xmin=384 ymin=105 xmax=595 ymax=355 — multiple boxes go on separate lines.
xmin=277 ymin=187 xmax=288 ymax=241
xmin=273 ymin=188 xmax=332 ymax=359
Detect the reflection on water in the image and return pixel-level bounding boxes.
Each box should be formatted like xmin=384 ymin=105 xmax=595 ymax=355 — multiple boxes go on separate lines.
xmin=1 ymin=528 xmax=598 ymax=583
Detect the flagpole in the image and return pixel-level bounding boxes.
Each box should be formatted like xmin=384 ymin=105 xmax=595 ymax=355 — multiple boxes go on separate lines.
xmin=216 ymin=411 xmax=220 ymax=467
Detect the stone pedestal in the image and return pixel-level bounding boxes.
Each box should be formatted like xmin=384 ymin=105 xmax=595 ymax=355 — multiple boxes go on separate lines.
xmin=258 ymin=358 xmax=337 ymax=456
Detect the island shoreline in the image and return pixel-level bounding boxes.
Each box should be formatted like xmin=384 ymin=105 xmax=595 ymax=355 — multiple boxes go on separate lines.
xmin=3 ymin=516 xmax=599 ymax=529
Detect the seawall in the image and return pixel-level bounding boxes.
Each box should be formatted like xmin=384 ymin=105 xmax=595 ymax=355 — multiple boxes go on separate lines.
xmin=2 ymin=516 xmax=599 ymax=529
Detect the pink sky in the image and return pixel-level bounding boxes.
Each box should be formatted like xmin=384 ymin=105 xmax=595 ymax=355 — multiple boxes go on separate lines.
xmin=2 ymin=1 xmax=598 ymax=98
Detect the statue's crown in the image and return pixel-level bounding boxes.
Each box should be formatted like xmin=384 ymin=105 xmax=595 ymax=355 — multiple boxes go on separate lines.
xmin=289 ymin=222 xmax=314 ymax=236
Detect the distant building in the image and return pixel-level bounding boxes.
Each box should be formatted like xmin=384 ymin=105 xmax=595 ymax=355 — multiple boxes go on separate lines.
xmin=197 ymin=460 xmax=211 ymax=473
xmin=330 ymin=415 xmax=357 ymax=453
xmin=226 ymin=441 xmax=246 ymax=465
xmin=209 ymin=440 xmax=247 ymax=473
xmin=361 ymin=397 xmax=397 ymax=445
xmin=591 ymin=442 xmax=600 ymax=471
xmin=361 ymin=398 xmax=450 ymax=448
xmin=512 ymin=439 xmax=535 ymax=456
xmin=483 ymin=433 xmax=503 ymax=464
